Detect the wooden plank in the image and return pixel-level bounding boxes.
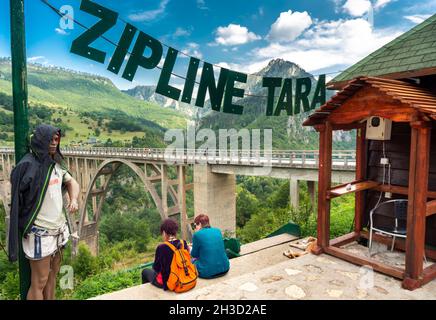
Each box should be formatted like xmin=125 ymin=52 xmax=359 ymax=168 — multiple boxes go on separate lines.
xmin=426 ymin=200 xmax=436 ymax=216
xmin=314 ymin=122 xmax=332 ymax=254
xmin=375 ymin=184 xmax=436 ymax=199
xmin=376 ymin=87 xmax=436 ymax=97
xmin=330 ymin=232 xmax=359 ymax=247
xmin=422 ymin=263 xmax=436 ymax=287
xmin=328 ymin=180 xmax=380 ymax=198
xmin=324 ymin=246 xmax=405 ymax=279
xmin=355 ymin=126 xmax=367 ymax=233
xmin=405 ymin=122 xmax=431 ymax=280
xmin=240 ymin=234 xmax=298 ymax=255
xmin=379 ymin=89 xmax=436 ymax=99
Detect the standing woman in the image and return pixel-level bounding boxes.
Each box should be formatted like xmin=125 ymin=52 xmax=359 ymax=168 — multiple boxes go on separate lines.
xmin=191 ymin=214 xmax=230 ymax=279
xmin=8 ymin=124 xmax=80 ymax=300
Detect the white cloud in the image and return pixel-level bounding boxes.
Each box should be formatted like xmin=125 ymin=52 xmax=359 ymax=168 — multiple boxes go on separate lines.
xmin=238 ymin=18 xmax=402 ymax=75
xmin=181 ymin=42 xmax=203 ymax=59
xmin=267 ymin=10 xmax=312 ymax=42
xmin=343 ymin=0 xmax=371 ymax=17
xmin=374 ymin=0 xmax=394 ymax=10
xmin=128 ymin=0 xmax=169 ymax=22
xmin=215 ymin=24 xmax=261 ymax=46
xmin=55 ymin=28 xmax=68 ymax=35
xmin=404 ymin=14 xmax=432 ymax=24
xmin=174 ymin=27 xmax=191 ymax=37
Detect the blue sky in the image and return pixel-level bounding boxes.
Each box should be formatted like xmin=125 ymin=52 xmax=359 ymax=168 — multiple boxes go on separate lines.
xmin=0 ymin=0 xmax=435 ymax=90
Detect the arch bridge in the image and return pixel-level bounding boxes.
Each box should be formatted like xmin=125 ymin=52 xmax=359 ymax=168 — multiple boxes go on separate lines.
xmin=0 ymin=147 xmax=356 ymax=255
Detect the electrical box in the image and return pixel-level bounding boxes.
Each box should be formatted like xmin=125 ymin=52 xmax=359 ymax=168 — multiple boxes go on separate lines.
xmin=366 ymin=116 xmax=392 ymax=140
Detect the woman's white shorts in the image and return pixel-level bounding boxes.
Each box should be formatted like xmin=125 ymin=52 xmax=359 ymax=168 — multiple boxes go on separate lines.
xmin=22 ymin=224 xmax=70 ymax=260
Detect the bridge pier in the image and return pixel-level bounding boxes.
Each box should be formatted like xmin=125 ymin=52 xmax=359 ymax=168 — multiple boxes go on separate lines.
xmin=307 ymin=180 xmax=316 ymax=205
xmin=194 ymin=164 xmax=236 ymax=236
xmin=290 ymin=179 xmax=299 ymax=208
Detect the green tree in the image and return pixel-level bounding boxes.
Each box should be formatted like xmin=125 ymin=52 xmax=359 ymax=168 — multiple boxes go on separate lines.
xmin=100 ymin=213 xmax=151 ymax=252
xmin=236 ymin=186 xmax=259 ymax=227
xmin=72 ymin=244 xmax=99 ymax=281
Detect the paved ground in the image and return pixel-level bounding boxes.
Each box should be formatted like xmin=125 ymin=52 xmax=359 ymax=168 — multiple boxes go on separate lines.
xmin=93 ymin=236 xmax=436 ymax=300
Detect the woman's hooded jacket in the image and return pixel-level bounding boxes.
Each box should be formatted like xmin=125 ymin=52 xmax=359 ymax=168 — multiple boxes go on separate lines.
xmin=8 ymin=124 xmax=66 ymax=262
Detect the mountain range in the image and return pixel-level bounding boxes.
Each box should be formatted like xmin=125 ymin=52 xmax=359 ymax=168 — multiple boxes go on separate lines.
xmin=0 ymin=57 xmax=354 ymax=149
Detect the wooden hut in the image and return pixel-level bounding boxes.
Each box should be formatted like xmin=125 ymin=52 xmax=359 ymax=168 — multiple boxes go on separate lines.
xmin=303 ymin=14 xmax=436 ymax=290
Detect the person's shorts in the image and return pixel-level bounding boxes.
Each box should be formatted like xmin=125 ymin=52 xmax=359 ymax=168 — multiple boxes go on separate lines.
xmin=22 ymin=224 xmax=70 ymax=260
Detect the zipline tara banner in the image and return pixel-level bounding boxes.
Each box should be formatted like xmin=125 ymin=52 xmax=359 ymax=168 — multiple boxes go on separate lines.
xmin=69 ymin=0 xmax=326 ymax=116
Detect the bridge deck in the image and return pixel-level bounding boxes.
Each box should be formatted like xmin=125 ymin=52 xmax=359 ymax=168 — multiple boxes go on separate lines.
xmin=0 ymin=147 xmax=356 ymax=170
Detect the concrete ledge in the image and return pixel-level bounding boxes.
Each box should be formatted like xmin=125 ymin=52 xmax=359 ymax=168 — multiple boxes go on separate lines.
xmin=92 ymin=234 xmax=298 ymax=300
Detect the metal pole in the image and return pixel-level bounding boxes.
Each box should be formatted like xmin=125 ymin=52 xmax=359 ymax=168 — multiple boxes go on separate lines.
xmin=10 ymin=0 xmax=29 ymax=301
xmin=10 ymin=0 xmax=29 ymax=163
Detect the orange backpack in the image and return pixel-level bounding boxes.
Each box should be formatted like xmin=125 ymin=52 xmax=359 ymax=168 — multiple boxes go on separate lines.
xmin=165 ymin=241 xmax=198 ymax=293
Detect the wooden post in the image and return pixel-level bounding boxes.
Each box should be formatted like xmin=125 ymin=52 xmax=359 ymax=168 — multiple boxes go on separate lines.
xmin=355 ymin=126 xmax=367 ymax=233
xmin=312 ymin=122 xmax=332 ymax=254
xmin=403 ymin=121 xmax=431 ymax=290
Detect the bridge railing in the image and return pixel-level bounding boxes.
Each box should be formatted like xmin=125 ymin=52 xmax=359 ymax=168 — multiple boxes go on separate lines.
xmin=0 ymin=147 xmax=356 ymax=169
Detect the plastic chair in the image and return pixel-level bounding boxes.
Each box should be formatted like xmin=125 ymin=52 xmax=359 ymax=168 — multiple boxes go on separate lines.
xmin=369 ymin=199 xmax=408 ymax=256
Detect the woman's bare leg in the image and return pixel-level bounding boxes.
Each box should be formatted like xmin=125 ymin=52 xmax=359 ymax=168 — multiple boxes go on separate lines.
xmin=43 ymin=251 xmax=62 ymax=300
xmin=27 ymin=256 xmax=51 ymax=300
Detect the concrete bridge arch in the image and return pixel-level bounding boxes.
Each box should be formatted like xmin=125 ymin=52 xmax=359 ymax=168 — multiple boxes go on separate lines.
xmin=77 ymin=158 xmax=190 ymax=255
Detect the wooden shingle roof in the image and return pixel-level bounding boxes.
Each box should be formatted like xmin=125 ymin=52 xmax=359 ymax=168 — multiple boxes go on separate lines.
xmin=329 ymin=14 xmax=436 ymax=89
xmin=303 ymin=76 xmax=436 ymax=126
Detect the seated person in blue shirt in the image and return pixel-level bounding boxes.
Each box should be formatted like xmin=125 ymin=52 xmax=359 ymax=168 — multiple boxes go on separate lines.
xmin=191 ymin=214 xmax=230 ymax=279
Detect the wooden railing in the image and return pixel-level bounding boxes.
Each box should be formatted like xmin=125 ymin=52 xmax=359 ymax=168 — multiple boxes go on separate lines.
xmin=0 ymin=147 xmax=356 ymax=170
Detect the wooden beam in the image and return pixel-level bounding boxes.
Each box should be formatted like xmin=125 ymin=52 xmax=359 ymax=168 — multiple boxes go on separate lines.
xmin=426 ymin=200 xmax=436 ymax=216
xmin=327 ymin=180 xmax=380 ymax=199
xmin=355 ymin=126 xmax=367 ymax=234
xmin=331 ymin=122 xmax=364 ymax=131
xmin=330 ymin=232 xmax=359 ymax=247
xmin=313 ymin=122 xmax=332 ymax=254
xmin=405 ymin=121 xmax=431 ymax=284
xmin=422 ymin=264 xmax=436 ymax=287
xmin=324 ymin=246 xmax=405 ymax=279
xmin=374 ymin=184 xmax=436 ymax=200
